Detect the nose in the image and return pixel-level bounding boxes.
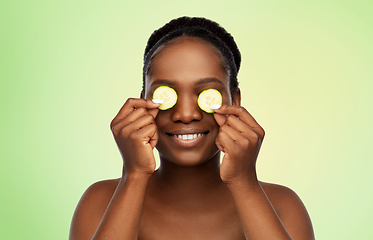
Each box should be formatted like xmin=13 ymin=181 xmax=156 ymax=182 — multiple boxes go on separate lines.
xmin=170 ymin=93 xmax=203 ymax=123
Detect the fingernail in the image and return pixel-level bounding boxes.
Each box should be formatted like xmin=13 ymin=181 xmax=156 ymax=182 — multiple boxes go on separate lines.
xmin=152 ymin=99 xmax=164 ymax=104
xmin=210 ymin=104 xmax=221 ymax=110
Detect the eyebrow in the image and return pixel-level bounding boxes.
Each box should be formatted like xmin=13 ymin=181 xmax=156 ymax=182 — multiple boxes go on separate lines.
xmin=150 ymin=79 xmax=176 ymax=88
xmin=194 ymin=77 xmax=224 ymax=87
xmin=150 ymin=77 xmax=223 ymax=88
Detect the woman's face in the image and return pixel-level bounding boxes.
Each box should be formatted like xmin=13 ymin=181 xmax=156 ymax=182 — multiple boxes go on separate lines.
xmin=143 ymin=37 xmax=239 ymax=167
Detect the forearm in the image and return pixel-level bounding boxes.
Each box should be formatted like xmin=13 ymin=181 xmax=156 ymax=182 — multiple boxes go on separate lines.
xmin=92 ymin=173 xmax=151 ymax=240
xmin=227 ymin=180 xmax=292 ymax=240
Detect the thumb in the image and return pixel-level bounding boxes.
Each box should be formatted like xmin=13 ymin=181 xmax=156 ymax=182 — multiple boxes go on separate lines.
xmin=213 ymin=112 xmax=227 ymax=126
xmin=148 ymin=108 xmax=160 ymax=119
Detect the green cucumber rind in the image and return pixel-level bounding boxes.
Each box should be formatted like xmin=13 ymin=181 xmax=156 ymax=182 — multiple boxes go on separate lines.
xmin=152 ymin=86 xmax=178 ymax=110
xmin=197 ymin=88 xmax=222 ymax=113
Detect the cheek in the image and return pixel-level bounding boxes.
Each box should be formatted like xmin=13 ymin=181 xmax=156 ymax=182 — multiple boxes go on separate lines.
xmin=154 ymin=111 xmax=169 ymax=126
xmin=143 ymin=78 xmax=154 ymax=99
xmin=222 ymin=90 xmax=232 ymax=105
xmin=144 ymin=89 xmax=153 ymax=100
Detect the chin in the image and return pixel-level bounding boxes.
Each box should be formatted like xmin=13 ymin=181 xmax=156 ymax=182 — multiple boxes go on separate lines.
xmin=157 ymin=147 xmax=220 ymax=168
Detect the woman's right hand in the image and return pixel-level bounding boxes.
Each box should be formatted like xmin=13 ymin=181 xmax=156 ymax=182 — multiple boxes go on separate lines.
xmin=110 ymin=98 xmax=161 ymax=178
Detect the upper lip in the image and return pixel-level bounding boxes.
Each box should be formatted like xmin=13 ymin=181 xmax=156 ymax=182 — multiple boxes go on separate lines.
xmin=166 ymin=129 xmax=209 ymax=135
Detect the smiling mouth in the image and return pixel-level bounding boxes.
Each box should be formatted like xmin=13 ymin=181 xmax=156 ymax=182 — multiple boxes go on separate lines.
xmin=170 ymin=133 xmax=205 ymax=140
xmin=166 ymin=131 xmax=209 ymax=140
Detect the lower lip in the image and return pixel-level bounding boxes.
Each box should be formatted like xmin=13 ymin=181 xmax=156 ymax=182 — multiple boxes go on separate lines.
xmin=168 ymin=133 xmax=207 ymax=148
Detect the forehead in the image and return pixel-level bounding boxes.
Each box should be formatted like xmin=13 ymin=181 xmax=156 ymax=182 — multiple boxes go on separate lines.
xmin=146 ymin=37 xmax=228 ymax=88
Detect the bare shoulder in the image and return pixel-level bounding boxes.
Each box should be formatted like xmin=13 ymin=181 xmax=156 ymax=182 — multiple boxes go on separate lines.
xmin=259 ymin=181 xmax=303 ymax=209
xmin=259 ymin=181 xmax=315 ymax=239
xmin=69 ymin=178 xmax=121 ymax=240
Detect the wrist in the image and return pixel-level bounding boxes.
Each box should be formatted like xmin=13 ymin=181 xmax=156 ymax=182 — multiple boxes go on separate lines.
xmin=122 ymin=169 xmax=153 ymax=182
xmin=225 ymin=174 xmax=260 ymax=191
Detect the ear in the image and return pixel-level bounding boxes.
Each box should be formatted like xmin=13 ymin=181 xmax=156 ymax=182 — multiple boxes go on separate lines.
xmin=232 ymin=88 xmax=241 ymax=106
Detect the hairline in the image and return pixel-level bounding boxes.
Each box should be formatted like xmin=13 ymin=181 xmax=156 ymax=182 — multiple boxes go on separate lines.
xmin=144 ymin=36 xmax=231 ymax=92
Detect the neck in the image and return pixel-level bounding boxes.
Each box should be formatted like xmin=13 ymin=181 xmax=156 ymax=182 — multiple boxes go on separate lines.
xmin=153 ymin=152 xmax=224 ymax=195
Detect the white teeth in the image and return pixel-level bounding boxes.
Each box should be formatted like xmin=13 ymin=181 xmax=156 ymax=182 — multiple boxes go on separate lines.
xmin=172 ymin=133 xmax=204 ymax=140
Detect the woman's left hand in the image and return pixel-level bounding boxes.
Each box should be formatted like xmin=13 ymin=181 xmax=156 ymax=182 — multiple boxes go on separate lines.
xmin=213 ymin=105 xmax=265 ymax=185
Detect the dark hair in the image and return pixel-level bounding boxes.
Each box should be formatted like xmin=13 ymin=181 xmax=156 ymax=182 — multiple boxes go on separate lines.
xmin=142 ymin=16 xmax=241 ymax=95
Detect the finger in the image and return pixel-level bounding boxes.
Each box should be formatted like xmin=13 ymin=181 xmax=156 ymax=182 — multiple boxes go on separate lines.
xmin=224 ymin=115 xmax=263 ymax=141
xmin=215 ymin=138 xmax=225 ymax=152
xmin=111 ymin=98 xmax=160 ymax=130
xmin=216 ymin=130 xmax=236 ymax=153
xmin=121 ymin=101 xmax=160 ymax=126
xmin=219 ymin=124 xmax=245 ymax=142
xmin=129 ymin=123 xmax=158 ymax=149
xmin=147 ymin=108 xmax=160 ymax=119
xmin=116 ymin=114 xmax=156 ymax=140
xmin=125 ymin=114 xmax=156 ymax=133
xmin=111 ymin=107 xmax=149 ymax=135
xmin=213 ymin=105 xmax=265 ymax=139
xmin=213 ymin=112 xmax=227 ymax=127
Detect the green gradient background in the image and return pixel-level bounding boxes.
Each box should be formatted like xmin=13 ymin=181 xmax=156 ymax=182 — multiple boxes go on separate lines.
xmin=1 ymin=0 xmax=372 ymax=239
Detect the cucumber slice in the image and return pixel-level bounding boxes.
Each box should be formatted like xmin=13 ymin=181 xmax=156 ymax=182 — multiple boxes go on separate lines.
xmin=197 ymin=89 xmax=222 ymax=113
xmin=153 ymin=86 xmax=178 ymax=110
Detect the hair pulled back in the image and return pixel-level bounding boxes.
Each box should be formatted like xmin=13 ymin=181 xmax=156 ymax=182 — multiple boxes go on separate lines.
xmin=143 ymin=16 xmax=241 ymax=95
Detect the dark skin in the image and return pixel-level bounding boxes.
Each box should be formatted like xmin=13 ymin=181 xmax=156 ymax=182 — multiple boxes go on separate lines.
xmin=69 ymin=37 xmax=315 ymax=240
